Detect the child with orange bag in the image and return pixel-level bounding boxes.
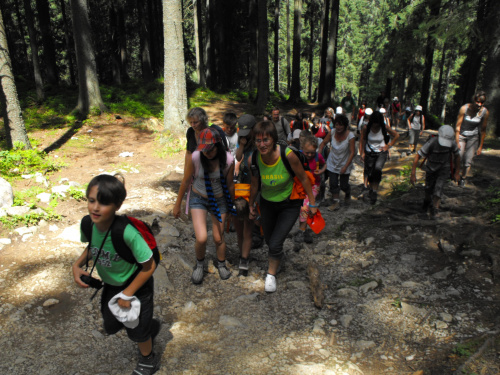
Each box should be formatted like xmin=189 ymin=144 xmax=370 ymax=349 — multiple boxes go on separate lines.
xmin=295 ymin=134 xmax=326 ymax=244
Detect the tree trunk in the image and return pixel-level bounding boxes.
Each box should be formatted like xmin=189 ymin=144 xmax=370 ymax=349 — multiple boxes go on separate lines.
xmin=163 ymin=0 xmax=188 ymax=132
xmin=420 ymin=0 xmax=441 ymax=114
xmin=288 ymin=0 xmax=302 ymax=103
xmin=12 ymin=0 xmax=31 ymax=79
xmin=23 ymin=0 xmax=44 ymax=101
xmin=70 ymin=0 xmax=106 ymax=116
xmin=193 ymin=0 xmax=206 ymax=86
xmin=110 ymin=3 xmax=122 ymax=85
xmin=434 ymin=46 xmax=446 ymax=114
xmin=321 ymin=0 xmax=338 ymax=106
xmin=255 ymin=0 xmax=269 ymax=113
xmin=317 ymin=0 xmax=330 ymax=104
xmin=286 ymin=0 xmax=291 ymax=92
xmin=0 ymin=9 xmax=31 ymax=149
xmin=248 ymin=0 xmax=258 ymax=91
xmin=307 ymin=4 xmax=314 ymax=102
xmin=149 ymin=0 xmax=164 ymax=78
xmin=483 ymin=0 xmax=500 ymax=137
xmin=273 ymin=0 xmax=279 ymax=93
xmin=36 ymin=0 xmax=58 ymax=85
xmin=59 ymin=0 xmax=76 ymax=86
xmin=440 ymin=50 xmax=454 ymax=123
xmin=117 ymin=0 xmax=129 ymax=82
xmin=137 ymin=0 xmax=152 ymax=82
xmin=205 ymin=0 xmax=215 ymax=88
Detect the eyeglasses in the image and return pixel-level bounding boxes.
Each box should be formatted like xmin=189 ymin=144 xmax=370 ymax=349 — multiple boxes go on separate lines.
xmin=476 ymin=100 xmax=485 ymax=104
xmin=255 ymin=138 xmax=272 ymax=145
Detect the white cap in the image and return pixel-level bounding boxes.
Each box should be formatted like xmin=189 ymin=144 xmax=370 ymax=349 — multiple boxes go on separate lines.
xmin=336 ymin=106 xmax=343 ymax=115
xmin=415 ymin=105 xmax=423 ymax=111
xmin=393 ymin=97 xmax=398 ymax=101
xmin=405 ymin=107 xmax=412 ymax=111
xmin=365 ymin=108 xmax=373 ymax=116
xmin=438 ymin=125 xmax=454 ymax=147
xmin=379 ymin=107 xmax=386 ymax=114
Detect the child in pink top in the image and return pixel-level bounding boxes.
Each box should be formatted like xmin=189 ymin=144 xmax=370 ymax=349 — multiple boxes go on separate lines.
xmin=296 ymin=135 xmax=326 ymax=244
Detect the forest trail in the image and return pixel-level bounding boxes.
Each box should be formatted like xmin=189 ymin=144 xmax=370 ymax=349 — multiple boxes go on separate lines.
xmin=1 ymin=110 xmax=500 ymax=375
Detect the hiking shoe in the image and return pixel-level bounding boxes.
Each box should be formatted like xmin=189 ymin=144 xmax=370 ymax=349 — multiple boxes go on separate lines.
xmin=328 ymin=199 xmax=340 ymax=211
xmin=294 ymin=230 xmax=304 ymax=243
xmin=265 ymin=274 xmax=277 ymax=293
xmin=369 ymin=190 xmax=378 ymax=205
xmin=191 ymin=261 xmax=204 ymax=284
xmin=239 ymin=257 xmax=249 ymax=276
xmin=357 ymin=187 xmax=369 ymax=199
xmin=215 ymin=259 xmax=231 ymax=280
xmin=430 ymin=206 xmax=440 ymax=218
xmin=132 ymin=352 xmax=160 ymax=375
xmin=304 ymin=229 xmax=313 ymax=244
xmin=459 ymin=177 xmax=466 ymax=187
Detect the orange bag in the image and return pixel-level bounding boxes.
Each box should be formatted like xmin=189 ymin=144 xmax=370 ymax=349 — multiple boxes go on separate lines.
xmin=307 ymin=209 xmax=325 ymax=234
xmin=290 ymin=171 xmax=316 ymax=200
xmin=234 ymin=183 xmax=251 ymax=201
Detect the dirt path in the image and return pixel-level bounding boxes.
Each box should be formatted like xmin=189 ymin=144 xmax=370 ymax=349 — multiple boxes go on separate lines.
xmin=1 ymin=112 xmax=500 ymax=375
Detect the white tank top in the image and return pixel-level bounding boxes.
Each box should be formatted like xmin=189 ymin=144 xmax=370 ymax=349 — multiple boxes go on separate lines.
xmin=365 ymin=128 xmax=386 ymax=153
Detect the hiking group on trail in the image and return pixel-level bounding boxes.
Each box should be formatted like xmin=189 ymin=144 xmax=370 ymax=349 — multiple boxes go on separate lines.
xmin=71 ymin=91 xmax=489 ymax=375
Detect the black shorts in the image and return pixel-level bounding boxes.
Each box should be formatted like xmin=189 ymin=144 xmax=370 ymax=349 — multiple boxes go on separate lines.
xmin=100 ymin=276 xmax=154 ymax=343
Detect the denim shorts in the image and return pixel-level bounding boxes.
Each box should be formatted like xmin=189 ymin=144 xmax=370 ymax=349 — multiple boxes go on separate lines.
xmin=189 ymin=190 xmax=228 ymax=215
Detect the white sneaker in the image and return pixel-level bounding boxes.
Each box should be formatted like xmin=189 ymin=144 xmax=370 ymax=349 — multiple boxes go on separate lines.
xmin=265 ymin=274 xmax=277 ymax=293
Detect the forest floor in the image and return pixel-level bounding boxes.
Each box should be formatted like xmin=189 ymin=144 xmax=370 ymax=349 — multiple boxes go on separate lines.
xmin=1 ymin=102 xmax=500 ymax=375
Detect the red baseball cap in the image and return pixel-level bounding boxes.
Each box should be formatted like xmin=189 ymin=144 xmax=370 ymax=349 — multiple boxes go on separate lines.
xmin=196 ymin=128 xmax=221 ymax=152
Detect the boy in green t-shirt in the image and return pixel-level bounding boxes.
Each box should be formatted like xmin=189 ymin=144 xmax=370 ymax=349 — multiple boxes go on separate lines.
xmin=72 ymin=174 xmax=161 ymax=375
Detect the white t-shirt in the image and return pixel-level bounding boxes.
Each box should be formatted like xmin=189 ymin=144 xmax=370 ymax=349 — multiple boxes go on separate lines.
xmin=327 ymin=131 xmax=355 ymax=174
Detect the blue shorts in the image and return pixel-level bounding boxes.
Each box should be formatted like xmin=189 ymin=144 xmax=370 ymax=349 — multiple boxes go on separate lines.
xmin=189 ymin=190 xmax=228 ymax=215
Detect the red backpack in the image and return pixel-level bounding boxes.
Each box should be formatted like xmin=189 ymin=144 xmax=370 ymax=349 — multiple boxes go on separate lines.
xmin=80 ymin=215 xmax=161 ymax=267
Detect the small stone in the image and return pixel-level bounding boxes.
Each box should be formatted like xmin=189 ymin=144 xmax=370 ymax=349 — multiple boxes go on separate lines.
xmin=337 ymin=287 xmax=358 ymax=298
xmin=380 ymin=355 xmax=388 ymax=360
xmin=0 ymin=238 xmax=12 ymax=245
xmin=461 ymin=249 xmax=481 ymax=257
xmin=359 ymin=281 xmax=378 ymax=294
xmin=339 ymin=314 xmax=353 ymax=328
xmin=329 ymin=319 xmax=338 ymax=326
xmin=91 ymin=330 xmax=105 ymax=340
xmin=219 ymin=315 xmax=243 ymax=329
xmin=365 ymin=237 xmax=375 ymax=246
xmin=432 ymin=267 xmax=452 ymax=279
xmin=439 ymin=313 xmax=453 ymax=322
xmin=435 ymin=320 xmax=448 ymax=329
xmin=6 ymin=206 xmax=30 ymax=216
xmin=36 ymin=193 xmax=52 ymax=203
xmin=356 ymin=340 xmax=376 ymax=350
xmin=313 ymin=318 xmax=326 ymax=335
xmin=406 ymin=354 xmax=415 ymax=361
xmin=49 ymin=225 xmax=59 ymax=232
xmin=182 ymin=301 xmax=197 ymax=314
xmin=43 ymin=298 xmax=60 ymax=307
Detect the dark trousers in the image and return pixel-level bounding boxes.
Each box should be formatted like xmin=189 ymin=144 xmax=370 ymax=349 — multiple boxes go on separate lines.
xmin=327 ymin=170 xmax=351 ymax=196
xmin=259 ymin=197 xmax=302 ymax=260
xmin=364 ymin=151 xmax=388 ymax=184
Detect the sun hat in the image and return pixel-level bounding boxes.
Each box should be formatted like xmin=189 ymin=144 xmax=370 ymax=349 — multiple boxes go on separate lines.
xmin=438 ymin=125 xmax=454 ymax=147
xmin=405 ymin=107 xmax=412 ymax=112
xmin=415 ymin=105 xmax=423 ymax=111
xmin=365 ymin=108 xmax=373 ymax=116
xmin=196 ymin=128 xmax=221 ymax=152
xmin=379 ymin=107 xmax=386 ymax=114
xmin=336 ymin=106 xmax=343 ymax=114
xmin=237 ymin=114 xmax=257 ymax=137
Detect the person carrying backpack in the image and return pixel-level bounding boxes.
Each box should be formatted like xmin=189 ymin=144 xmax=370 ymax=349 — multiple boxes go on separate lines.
xmin=173 ymin=128 xmax=236 ymax=284
xmin=72 ymin=174 xmax=161 ymax=375
xmin=248 ymin=121 xmax=317 ymax=293
xmin=360 ymin=111 xmax=400 ymax=205
xmin=410 ymin=125 xmax=460 ymax=217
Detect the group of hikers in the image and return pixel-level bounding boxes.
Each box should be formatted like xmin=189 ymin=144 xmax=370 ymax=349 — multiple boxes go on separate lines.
xmin=71 ymin=90 xmax=489 ymax=375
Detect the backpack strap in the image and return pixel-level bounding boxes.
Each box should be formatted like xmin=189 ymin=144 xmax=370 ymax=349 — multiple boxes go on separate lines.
xmin=280 ymin=145 xmax=295 ymax=178
xmin=280 ymin=117 xmax=288 ymax=136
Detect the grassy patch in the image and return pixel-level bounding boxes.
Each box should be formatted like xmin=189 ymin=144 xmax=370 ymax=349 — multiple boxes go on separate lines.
xmin=155 ymin=131 xmax=185 ymax=158
xmin=452 ymin=340 xmax=480 ymax=358
xmin=388 ymin=164 xmax=413 ymax=197
xmin=347 ymin=277 xmax=376 ymax=287
xmin=479 ymin=186 xmax=500 ymax=223
xmin=0 ymin=210 xmax=61 ymax=228
xmin=0 ymin=142 xmax=66 ymax=180
xmin=188 ymin=87 xmax=251 ymax=108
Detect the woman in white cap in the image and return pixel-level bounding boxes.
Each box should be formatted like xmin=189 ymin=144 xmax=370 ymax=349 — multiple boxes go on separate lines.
xmin=410 ymin=125 xmax=460 ymax=217
xmin=407 ymin=105 xmax=425 ymax=153
xmin=454 ymin=91 xmax=490 ymax=186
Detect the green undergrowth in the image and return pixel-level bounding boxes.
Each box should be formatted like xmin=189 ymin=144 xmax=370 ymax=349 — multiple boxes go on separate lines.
xmin=388 ymin=164 xmax=413 ymax=197
xmin=0 ymin=210 xmax=62 ymax=229
xmin=101 ymin=80 xmax=164 ymax=118
xmin=0 ymin=142 xmax=66 ymax=180
xmin=480 ymin=186 xmax=500 ymax=223
xmin=189 ymin=87 xmax=252 ymax=108
xmin=155 ymin=131 xmax=185 ymax=158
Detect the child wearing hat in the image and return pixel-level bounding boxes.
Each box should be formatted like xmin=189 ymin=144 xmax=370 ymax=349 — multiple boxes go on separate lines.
xmin=410 ymin=125 xmax=460 ymax=218
xmin=407 ymin=105 xmax=426 ymax=153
